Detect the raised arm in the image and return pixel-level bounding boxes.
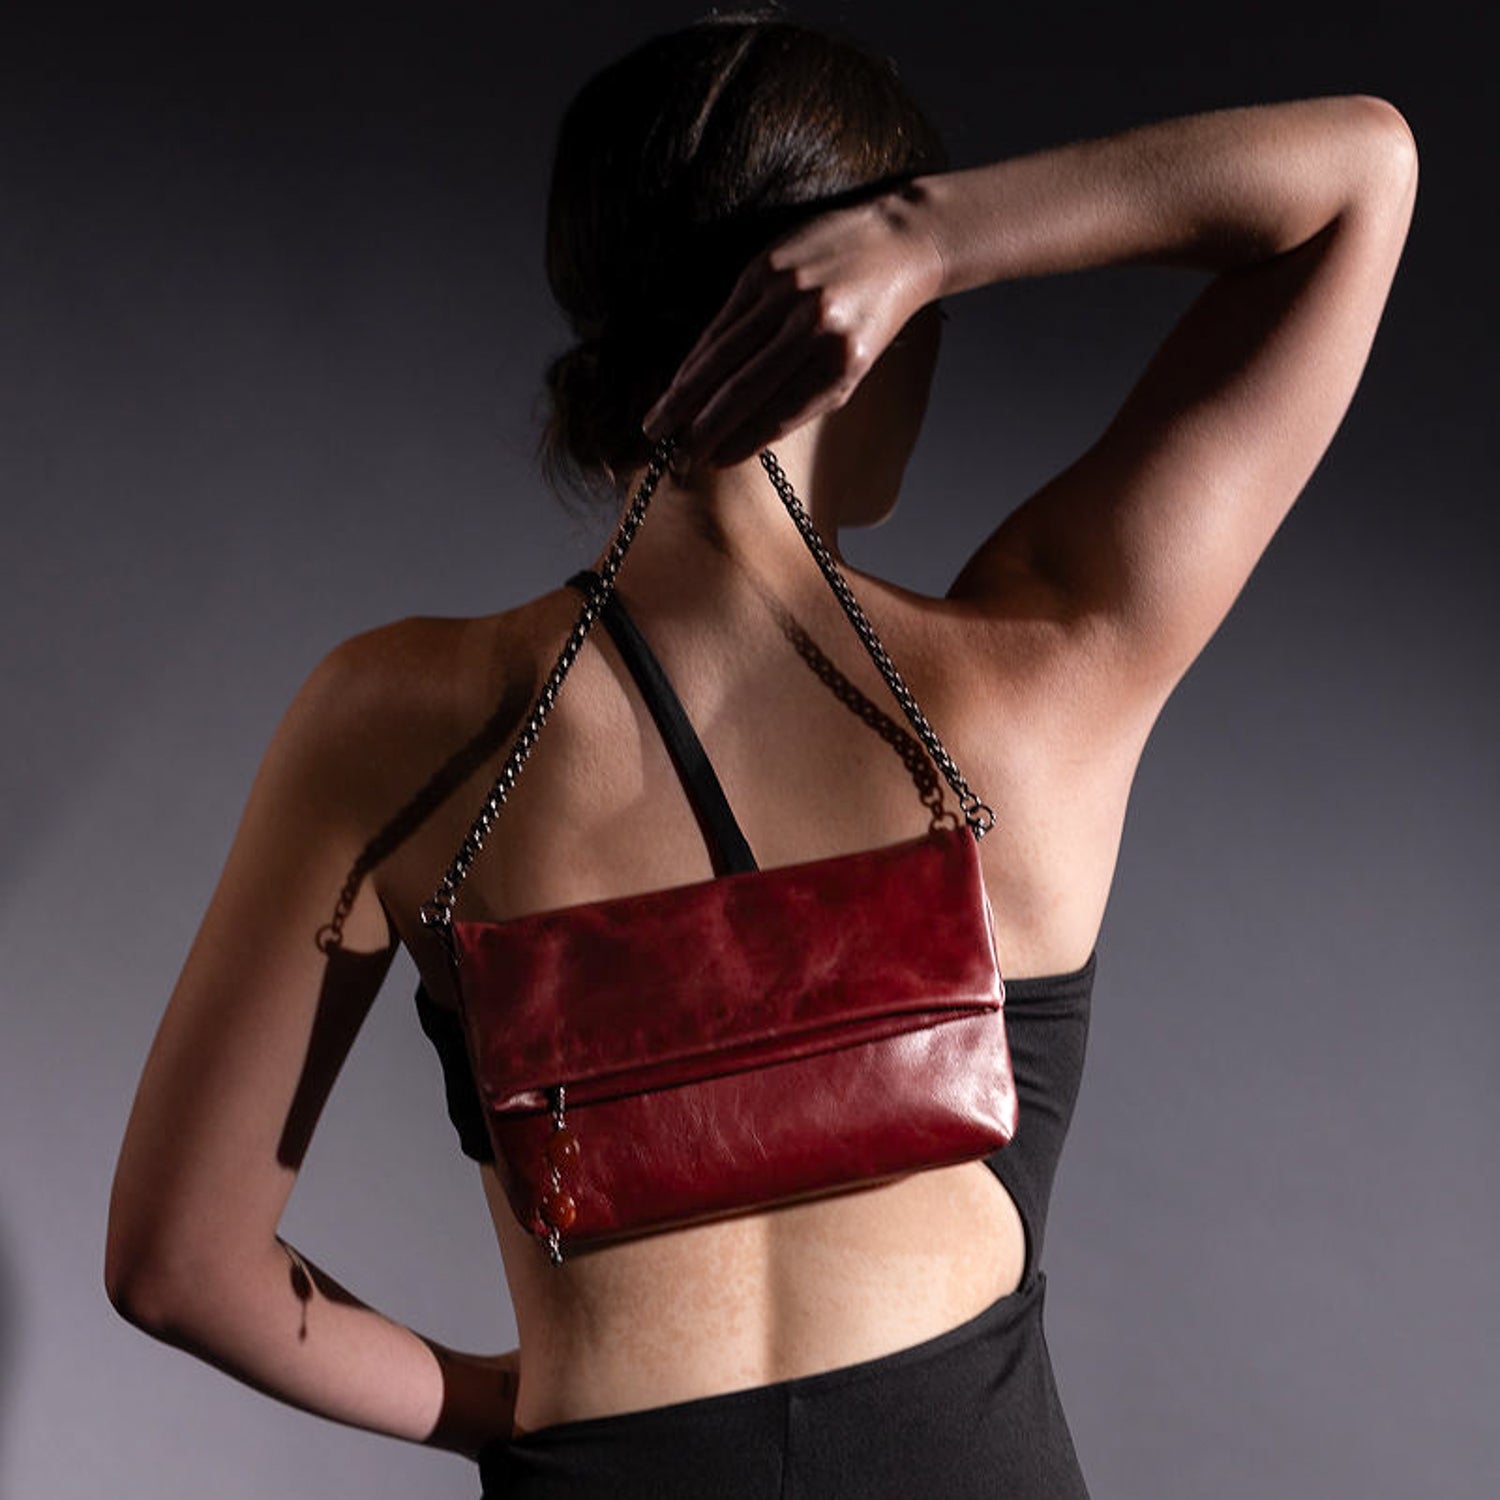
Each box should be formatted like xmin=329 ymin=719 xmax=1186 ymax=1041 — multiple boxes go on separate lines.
xmin=645 ymin=95 xmax=1417 ymax=726
xmin=932 ymin=94 xmax=1418 ymax=716
xmin=104 ymin=629 xmax=517 ymax=1459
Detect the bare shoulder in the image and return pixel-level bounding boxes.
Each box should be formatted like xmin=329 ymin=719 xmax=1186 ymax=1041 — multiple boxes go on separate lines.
xmin=295 ymin=596 xmax=584 ymax=985
xmin=310 ymin=612 xmax=490 ymax=715
xmin=852 ymin=558 xmax=1095 ymax=742
xmin=301 ymin=598 xmax=565 ymax=764
xmin=278 ymin=617 xmax=466 ymax=804
xmin=238 ymin=605 xmax=523 ymax=874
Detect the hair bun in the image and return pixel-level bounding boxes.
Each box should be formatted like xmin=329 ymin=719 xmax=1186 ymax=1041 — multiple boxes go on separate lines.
xmin=541 ymin=339 xmax=652 ymax=497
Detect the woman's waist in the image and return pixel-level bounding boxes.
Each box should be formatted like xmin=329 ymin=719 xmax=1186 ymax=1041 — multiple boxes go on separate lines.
xmin=501 ymin=1161 xmax=1029 ymax=1434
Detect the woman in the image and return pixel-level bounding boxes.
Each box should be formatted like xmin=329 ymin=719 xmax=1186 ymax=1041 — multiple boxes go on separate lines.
xmin=104 ymin=13 xmax=1417 ymax=1498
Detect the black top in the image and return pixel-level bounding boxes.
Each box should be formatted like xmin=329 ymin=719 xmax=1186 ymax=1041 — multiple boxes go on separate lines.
xmin=413 ymin=569 xmax=1094 ymax=1282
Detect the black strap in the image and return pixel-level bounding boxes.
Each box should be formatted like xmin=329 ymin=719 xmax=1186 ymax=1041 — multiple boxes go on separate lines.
xmin=566 ymin=569 xmax=758 ymax=877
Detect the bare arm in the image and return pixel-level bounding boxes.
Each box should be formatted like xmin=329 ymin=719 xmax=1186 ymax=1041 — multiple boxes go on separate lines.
xmin=104 ymin=632 xmax=516 ymax=1460
xmin=645 ymin=95 xmax=1417 ymax=725
xmin=930 ymin=95 xmax=1419 ymax=716
xmin=922 ymin=94 xmax=1411 ymax=287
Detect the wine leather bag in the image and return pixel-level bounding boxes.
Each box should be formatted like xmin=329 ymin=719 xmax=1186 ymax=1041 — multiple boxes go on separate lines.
xmin=421 ymin=439 xmax=1016 ymax=1265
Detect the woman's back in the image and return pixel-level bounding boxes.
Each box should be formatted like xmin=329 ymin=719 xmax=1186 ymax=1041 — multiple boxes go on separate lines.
xmin=370 ymin=489 xmax=1122 ymax=1433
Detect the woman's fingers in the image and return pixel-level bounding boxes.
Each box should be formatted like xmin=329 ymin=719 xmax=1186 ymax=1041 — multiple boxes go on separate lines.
xmin=643 ymin=261 xmax=798 ymax=440
xmin=645 ymin=293 xmax=785 ymax=440
xmin=707 ymin=352 xmax=860 ymax=467
xmin=656 ymin=294 xmax=878 ymax=463
xmin=679 ymin=308 xmax=853 ymax=465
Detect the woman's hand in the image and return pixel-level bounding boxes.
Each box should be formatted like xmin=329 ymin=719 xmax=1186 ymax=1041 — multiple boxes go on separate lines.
xmin=428 ymin=1345 xmax=522 ymax=1460
xmin=642 ymin=187 xmax=945 ymax=467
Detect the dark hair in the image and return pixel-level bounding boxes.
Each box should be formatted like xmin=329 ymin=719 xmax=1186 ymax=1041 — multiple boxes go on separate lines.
xmin=539 ymin=11 xmax=947 ymax=507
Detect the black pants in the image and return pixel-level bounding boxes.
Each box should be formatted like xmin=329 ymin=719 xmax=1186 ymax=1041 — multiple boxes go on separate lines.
xmin=476 ymin=1269 xmax=1089 ymax=1499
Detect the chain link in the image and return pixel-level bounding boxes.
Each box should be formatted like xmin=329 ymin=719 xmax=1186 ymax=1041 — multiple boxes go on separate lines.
xmin=420 ymin=438 xmax=995 ymax=963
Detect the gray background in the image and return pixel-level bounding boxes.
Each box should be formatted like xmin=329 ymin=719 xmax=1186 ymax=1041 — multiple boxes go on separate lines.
xmin=2 ymin=2 xmax=1494 ymax=1497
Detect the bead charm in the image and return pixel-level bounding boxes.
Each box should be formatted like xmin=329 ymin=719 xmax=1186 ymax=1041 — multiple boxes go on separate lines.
xmin=538 ymin=1084 xmax=579 ymax=1266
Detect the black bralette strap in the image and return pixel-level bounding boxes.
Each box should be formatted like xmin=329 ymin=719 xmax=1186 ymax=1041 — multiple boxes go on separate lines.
xmin=566 ymin=569 xmax=758 ymax=877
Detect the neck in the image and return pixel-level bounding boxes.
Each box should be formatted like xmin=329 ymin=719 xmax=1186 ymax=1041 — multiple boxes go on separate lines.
xmin=596 ymin=425 xmax=850 ymax=611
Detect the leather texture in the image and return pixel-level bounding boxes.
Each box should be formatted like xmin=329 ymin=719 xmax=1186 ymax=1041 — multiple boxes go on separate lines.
xmin=451 ymin=824 xmax=1016 ymax=1250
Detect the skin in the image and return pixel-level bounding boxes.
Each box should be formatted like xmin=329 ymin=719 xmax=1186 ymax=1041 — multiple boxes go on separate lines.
xmin=105 ymin=93 xmax=1416 ymax=1459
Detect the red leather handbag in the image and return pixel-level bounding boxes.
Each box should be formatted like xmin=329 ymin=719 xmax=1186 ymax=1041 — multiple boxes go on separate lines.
xmin=421 ymin=440 xmax=1015 ymax=1265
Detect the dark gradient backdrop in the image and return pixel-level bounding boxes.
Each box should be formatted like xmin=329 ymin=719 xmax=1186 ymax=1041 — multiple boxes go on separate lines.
xmin=2 ymin=4 xmax=1494 ymax=1497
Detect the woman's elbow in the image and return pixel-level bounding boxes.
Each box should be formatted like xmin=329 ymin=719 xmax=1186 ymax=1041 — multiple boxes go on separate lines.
xmin=1344 ymin=95 xmax=1419 ymax=198
xmin=104 ymin=1222 xmax=187 ymax=1336
xmin=105 ymin=1266 xmax=166 ymax=1335
xmin=105 ymin=1197 xmax=214 ymax=1339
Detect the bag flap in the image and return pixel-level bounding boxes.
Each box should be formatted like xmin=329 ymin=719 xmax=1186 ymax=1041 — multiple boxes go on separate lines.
xmin=452 ymin=826 xmax=1003 ymax=1113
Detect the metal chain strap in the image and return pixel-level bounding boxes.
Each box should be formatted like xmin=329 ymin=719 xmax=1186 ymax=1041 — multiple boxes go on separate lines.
xmin=419 ymin=437 xmax=995 ymax=964
xmin=755 ymin=448 xmax=995 ymax=840
xmin=417 ymin=438 xmax=675 ymax=959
